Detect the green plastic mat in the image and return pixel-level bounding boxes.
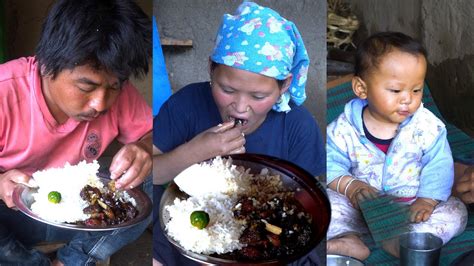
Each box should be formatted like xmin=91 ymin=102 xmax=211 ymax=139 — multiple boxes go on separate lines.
xmin=359 ymin=195 xmax=411 ymax=246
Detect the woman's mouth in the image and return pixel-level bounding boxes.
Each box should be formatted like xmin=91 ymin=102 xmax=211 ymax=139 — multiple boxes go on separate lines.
xmin=228 ymin=116 xmax=249 ymax=127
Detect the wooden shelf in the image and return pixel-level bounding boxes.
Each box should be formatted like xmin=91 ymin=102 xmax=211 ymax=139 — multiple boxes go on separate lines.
xmin=161 ymin=37 xmax=193 ymax=47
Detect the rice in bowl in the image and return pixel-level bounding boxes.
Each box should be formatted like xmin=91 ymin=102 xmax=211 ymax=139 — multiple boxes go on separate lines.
xmin=30 ymin=160 xmax=102 ymax=223
xmin=165 ymin=156 xmax=310 ymax=258
xmin=30 ymin=160 xmax=137 ymax=225
xmin=165 ymin=194 xmax=245 ymax=254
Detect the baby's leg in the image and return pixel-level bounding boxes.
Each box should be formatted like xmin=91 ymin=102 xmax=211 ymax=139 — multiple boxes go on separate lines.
xmin=410 ymin=196 xmax=468 ymax=244
xmin=328 ymin=234 xmax=371 ymax=260
xmin=326 ymin=189 xmax=370 ymax=260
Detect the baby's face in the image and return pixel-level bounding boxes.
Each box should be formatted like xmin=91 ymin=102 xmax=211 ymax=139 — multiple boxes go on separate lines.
xmin=362 ymin=49 xmax=427 ymax=126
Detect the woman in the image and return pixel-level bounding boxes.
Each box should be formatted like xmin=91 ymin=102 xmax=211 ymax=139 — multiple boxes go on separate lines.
xmin=152 ymin=2 xmax=325 ymax=265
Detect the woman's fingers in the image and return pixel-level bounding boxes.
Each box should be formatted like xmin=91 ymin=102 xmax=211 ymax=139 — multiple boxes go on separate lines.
xmin=214 ymin=121 xmax=235 ymax=133
xmin=216 ymin=127 xmax=246 ymax=155
xmin=228 ymin=146 xmax=246 ymax=155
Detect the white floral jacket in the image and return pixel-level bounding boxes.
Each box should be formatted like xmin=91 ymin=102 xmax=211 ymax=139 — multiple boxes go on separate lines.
xmin=327 ymin=98 xmax=453 ymax=201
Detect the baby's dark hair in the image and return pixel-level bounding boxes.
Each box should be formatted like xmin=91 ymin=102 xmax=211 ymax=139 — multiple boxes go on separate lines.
xmin=355 ymin=32 xmax=427 ymax=79
xmin=36 ymin=0 xmax=151 ymax=82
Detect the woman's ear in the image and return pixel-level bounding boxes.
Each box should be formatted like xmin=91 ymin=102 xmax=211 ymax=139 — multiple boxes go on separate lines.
xmin=280 ymin=73 xmax=293 ymax=94
xmin=352 ymin=76 xmax=368 ymax=99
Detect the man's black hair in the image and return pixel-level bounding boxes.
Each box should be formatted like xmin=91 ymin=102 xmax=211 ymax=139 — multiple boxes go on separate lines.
xmin=36 ymin=0 xmax=151 ymax=82
xmin=355 ymin=31 xmax=427 ymax=79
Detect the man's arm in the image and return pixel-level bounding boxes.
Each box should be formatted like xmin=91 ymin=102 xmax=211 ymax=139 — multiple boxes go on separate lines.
xmin=453 ymin=163 xmax=474 ymax=204
xmin=109 ymin=131 xmax=152 ymax=189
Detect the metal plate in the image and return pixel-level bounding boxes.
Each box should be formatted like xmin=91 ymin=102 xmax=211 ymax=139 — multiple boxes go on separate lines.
xmin=12 ymin=177 xmax=152 ymax=231
xmin=160 ymin=154 xmax=331 ymax=265
xmin=327 ymin=254 xmax=365 ymax=266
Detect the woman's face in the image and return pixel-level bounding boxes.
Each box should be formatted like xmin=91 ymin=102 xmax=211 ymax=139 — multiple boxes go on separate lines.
xmin=211 ymin=64 xmax=285 ymax=134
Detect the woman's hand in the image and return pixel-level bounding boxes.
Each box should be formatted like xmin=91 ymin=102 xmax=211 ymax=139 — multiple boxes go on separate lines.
xmin=110 ymin=132 xmax=152 ymax=190
xmin=188 ymin=121 xmax=246 ymax=159
xmin=409 ymin=197 xmax=437 ymax=223
xmin=153 ymin=121 xmax=246 ymax=185
xmin=0 ymin=169 xmax=35 ymax=208
xmin=455 ymin=166 xmax=474 ymax=204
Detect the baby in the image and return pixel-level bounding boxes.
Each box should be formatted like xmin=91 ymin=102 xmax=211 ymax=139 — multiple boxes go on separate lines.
xmin=326 ymin=32 xmax=468 ymax=260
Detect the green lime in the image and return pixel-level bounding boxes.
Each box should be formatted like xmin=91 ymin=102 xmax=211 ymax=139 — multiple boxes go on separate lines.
xmin=190 ymin=210 xmax=210 ymax=229
xmin=48 ymin=191 xmax=62 ymax=204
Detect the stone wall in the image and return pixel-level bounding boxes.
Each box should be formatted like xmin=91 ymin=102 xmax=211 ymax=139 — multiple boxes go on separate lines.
xmin=155 ymin=0 xmax=327 ymax=130
xmin=350 ymin=0 xmax=474 ymax=136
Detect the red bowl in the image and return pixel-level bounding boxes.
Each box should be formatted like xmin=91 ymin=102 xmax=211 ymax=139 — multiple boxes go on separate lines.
xmin=160 ymin=153 xmax=331 ymax=265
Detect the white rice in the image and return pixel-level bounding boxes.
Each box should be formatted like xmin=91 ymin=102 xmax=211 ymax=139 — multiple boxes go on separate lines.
xmin=173 ymin=156 xmax=250 ymax=197
xmin=30 ymin=160 xmax=102 ymax=223
xmin=165 ymin=194 xmax=245 ymax=254
xmin=166 ymin=157 xmax=263 ymax=254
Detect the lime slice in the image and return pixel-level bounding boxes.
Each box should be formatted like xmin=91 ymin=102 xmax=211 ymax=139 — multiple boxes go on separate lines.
xmin=190 ymin=210 xmax=210 ymax=229
xmin=48 ymin=191 xmax=62 ymax=204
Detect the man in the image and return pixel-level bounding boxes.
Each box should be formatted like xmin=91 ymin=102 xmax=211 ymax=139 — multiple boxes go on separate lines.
xmin=0 ymin=0 xmax=152 ymax=265
xmin=454 ymin=164 xmax=474 ymax=205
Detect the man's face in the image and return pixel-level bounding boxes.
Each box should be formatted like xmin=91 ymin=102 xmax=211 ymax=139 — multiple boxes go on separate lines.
xmin=41 ymin=64 xmax=121 ymax=124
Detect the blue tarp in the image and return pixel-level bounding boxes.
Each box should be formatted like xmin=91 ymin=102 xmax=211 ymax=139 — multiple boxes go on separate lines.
xmin=152 ymin=17 xmax=172 ymax=117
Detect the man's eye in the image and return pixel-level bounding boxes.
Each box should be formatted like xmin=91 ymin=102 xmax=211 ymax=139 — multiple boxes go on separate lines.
xmin=77 ymin=86 xmax=94 ymax=92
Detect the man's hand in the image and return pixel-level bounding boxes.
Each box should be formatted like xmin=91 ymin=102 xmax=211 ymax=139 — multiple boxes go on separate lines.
xmin=0 ymin=169 xmax=35 ymax=208
xmin=455 ymin=166 xmax=474 ymax=204
xmin=409 ymin=197 xmax=437 ymax=223
xmin=187 ymin=121 xmax=246 ymax=159
xmin=109 ymin=132 xmax=152 ymax=190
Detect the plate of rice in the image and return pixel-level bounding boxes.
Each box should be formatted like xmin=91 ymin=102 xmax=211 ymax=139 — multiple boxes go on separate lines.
xmin=13 ymin=160 xmax=152 ymax=231
xmin=160 ymin=154 xmax=331 ymax=265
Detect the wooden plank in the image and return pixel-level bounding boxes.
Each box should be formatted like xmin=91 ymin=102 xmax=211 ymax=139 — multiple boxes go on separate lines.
xmin=161 ymin=37 xmax=193 ymax=47
xmin=327 ymin=74 xmax=353 ymax=90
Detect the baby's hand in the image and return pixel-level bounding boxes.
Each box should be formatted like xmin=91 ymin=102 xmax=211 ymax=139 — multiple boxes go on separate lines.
xmin=409 ymin=197 xmax=438 ymax=223
xmin=347 ymin=181 xmax=379 ymax=209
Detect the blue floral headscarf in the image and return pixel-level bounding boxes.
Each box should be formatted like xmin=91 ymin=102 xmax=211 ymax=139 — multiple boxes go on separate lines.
xmin=211 ymin=2 xmax=310 ymax=112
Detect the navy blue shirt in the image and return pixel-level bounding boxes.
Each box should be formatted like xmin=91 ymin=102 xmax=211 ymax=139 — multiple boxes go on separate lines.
xmin=153 ymin=82 xmax=325 ymax=265
xmin=153 ymin=82 xmax=326 ymax=176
